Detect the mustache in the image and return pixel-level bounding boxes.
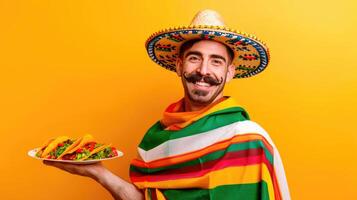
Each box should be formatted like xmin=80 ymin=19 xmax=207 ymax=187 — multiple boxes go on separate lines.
xmin=183 ymin=72 xmax=223 ymax=86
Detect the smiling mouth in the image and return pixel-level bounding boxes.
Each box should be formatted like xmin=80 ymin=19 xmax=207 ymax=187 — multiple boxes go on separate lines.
xmin=183 ymin=72 xmax=223 ymax=87
xmin=194 ymin=81 xmax=211 ymax=87
xmin=190 ymin=81 xmax=214 ymax=91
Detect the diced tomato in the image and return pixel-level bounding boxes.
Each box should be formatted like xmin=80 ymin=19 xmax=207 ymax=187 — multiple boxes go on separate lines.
xmin=63 ymin=154 xmax=75 ymax=160
xmin=89 ymin=143 xmax=95 ymax=151
xmin=70 ymin=154 xmax=76 ymax=160
xmin=84 ymin=142 xmax=96 ymax=150
xmin=112 ymin=147 xmax=118 ymax=156
xmin=62 ymin=154 xmax=69 ymax=160
xmin=58 ymin=143 xmax=64 ymax=147
xmin=47 ymin=155 xmax=51 ymax=159
xmin=76 ymin=148 xmax=83 ymax=153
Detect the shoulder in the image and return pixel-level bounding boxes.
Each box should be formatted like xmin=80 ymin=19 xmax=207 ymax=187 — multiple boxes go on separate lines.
xmin=233 ymin=119 xmax=277 ymax=149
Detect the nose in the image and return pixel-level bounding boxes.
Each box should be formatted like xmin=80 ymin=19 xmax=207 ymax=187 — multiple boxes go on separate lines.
xmin=196 ymin=59 xmax=210 ymax=76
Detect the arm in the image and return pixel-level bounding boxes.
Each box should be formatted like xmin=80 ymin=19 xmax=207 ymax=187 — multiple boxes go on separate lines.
xmin=43 ymin=161 xmax=144 ymax=200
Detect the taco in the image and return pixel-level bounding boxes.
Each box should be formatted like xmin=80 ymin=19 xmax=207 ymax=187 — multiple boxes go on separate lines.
xmin=61 ymin=134 xmax=109 ymax=161
xmin=86 ymin=145 xmax=118 ymax=160
xmin=36 ymin=136 xmax=80 ymax=159
xmin=35 ymin=138 xmax=55 ymax=158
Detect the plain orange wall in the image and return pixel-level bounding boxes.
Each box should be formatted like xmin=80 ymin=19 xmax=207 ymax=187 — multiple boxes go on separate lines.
xmin=1 ymin=0 xmax=356 ymax=199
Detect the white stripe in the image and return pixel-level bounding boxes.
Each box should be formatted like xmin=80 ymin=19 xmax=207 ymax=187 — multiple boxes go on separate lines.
xmin=139 ymin=120 xmax=275 ymax=162
xmin=138 ymin=120 xmax=291 ymax=199
xmin=273 ymin=147 xmax=291 ymax=200
xmin=248 ymin=122 xmax=291 ymax=199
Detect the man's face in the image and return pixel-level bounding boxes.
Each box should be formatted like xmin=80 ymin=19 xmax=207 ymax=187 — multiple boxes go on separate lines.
xmin=176 ymin=40 xmax=235 ymax=105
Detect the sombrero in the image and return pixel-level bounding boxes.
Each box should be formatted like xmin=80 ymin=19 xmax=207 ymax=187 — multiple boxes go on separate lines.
xmin=146 ymin=9 xmax=270 ymax=78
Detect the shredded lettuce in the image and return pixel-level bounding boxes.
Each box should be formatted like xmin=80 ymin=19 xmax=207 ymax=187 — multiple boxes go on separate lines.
xmin=75 ymin=149 xmax=91 ymax=160
xmin=87 ymin=147 xmax=114 ymax=160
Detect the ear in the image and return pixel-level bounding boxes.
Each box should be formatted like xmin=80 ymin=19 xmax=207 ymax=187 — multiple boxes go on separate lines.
xmin=225 ymin=63 xmax=235 ymax=83
xmin=175 ymin=58 xmax=183 ymax=77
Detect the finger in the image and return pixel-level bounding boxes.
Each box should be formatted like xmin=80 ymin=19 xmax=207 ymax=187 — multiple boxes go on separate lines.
xmin=43 ymin=160 xmax=54 ymax=166
xmin=43 ymin=160 xmax=63 ymax=169
xmin=43 ymin=160 xmax=73 ymax=170
xmin=43 ymin=161 xmax=78 ymax=174
xmin=43 ymin=160 xmax=66 ymax=167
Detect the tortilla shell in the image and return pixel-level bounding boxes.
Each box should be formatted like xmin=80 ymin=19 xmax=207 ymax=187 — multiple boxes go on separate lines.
xmin=57 ymin=138 xmax=81 ymax=159
xmin=41 ymin=136 xmax=70 ymax=158
xmin=66 ymin=134 xmax=95 ymax=154
xmin=80 ymin=144 xmax=111 ymax=161
xmin=36 ymin=138 xmax=54 ymax=152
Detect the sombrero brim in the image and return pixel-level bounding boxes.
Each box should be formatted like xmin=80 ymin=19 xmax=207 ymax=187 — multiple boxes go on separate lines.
xmin=146 ymin=25 xmax=269 ymax=78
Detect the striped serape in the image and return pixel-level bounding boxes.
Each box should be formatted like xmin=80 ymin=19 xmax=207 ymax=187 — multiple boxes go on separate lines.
xmin=130 ymin=97 xmax=291 ymax=200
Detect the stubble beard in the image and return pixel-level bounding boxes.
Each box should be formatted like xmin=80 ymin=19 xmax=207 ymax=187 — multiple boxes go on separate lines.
xmin=182 ymin=74 xmax=227 ymax=106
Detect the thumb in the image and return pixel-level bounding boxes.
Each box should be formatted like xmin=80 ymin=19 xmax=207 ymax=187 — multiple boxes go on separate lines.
xmin=43 ymin=160 xmax=53 ymax=166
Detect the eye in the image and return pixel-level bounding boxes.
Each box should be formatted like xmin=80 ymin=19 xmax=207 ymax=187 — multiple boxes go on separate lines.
xmin=211 ymin=59 xmax=224 ymax=66
xmin=187 ymin=55 xmax=201 ymax=62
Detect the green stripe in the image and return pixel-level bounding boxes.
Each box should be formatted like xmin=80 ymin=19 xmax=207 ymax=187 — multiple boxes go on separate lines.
xmin=162 ymin=181 xmax=270 ymax=200
xmin=139 ymin=107 xmax=249 ymax=151
xmin=147 ymin=188 xmax=152 ymax=200
xmin=130 ymin=140 xmax=273 ymax=174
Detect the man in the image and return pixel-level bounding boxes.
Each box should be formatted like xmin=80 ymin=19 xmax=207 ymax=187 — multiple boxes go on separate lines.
xmin=44 ymin=9 xmax=291 ymax=200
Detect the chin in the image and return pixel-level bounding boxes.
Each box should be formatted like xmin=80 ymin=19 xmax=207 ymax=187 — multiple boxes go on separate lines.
xmin=188 ymin=92 xmax=215 ymax=104
xmin=183 ymin=81 xmax=223 ymax=105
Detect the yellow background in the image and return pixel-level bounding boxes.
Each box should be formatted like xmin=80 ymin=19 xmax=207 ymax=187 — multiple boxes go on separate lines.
xmin=1 ymin=0 xmax=356 ymax=199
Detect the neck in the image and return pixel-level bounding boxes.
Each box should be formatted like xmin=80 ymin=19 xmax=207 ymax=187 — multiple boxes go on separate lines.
xmin=183 ymin=93 xmax=224 ymax=112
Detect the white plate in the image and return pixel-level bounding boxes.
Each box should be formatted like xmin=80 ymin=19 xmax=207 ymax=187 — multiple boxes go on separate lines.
xmin=28 ymin=148 xmax=124 ymax=165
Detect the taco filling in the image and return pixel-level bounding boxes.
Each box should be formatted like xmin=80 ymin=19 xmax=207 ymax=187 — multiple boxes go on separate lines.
xmin=87 ymin=146 xmax=118 ymax=160
xmin=62 ymin=142 xmax=104 ymax=160
xmin=46 ymin=139 xmax=74 ymax=159
xmin=35 ymin=146 xmax=48 ymax=158
xmin=35 ymin=138 xmax=55 ymax=158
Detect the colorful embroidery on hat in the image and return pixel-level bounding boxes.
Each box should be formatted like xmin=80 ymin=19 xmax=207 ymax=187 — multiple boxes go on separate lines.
xmin=226 ymin=38 xmax=249 ymax=46
xmin=236 ymin=65 xmax=256 ymax=72
xmin=158 ymin=54 xmax=177 ymax=64
xmin=236 ymin=46 xmax=250 ymax=52
xmin=146 ymin=27 xmax=269 ymax=79
xmin=238 ymin=54 xmax=260 ymax=61
xmin=155 ymin=44 xmax=176 ymax=52
xmin=200 ymin=34 xmax=215 ymax=40
xmin=167 ymin=33 xmax=185 ymax=42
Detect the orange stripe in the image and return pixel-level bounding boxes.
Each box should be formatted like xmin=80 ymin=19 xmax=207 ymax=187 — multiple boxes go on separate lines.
xmin=161 ymin=97 xmax=239 ymax=130
xmin=138 ymin=164 xmax=276 ymax=200
xmin=134 ymin=163 xmax=275 ymax=200
xmin=132 ymin=133 xmax=273 ymax=168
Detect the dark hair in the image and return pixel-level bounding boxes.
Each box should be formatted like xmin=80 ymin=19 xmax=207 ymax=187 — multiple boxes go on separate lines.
xmin=178 ymin=39 xmax=234 ymax=64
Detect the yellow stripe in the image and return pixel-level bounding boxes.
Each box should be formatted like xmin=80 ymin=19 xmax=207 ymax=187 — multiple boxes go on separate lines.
xmin=156 ymin=188 xmax=166 ymax=200
xmin=135 ymin=163 xmax=275 ymax=199
xmin=179 ymin=97 xmax=240 ymax=128
xmin=143 ymin=188 xmax=167 ymax=200
xmin=262 ymin=163 xmax=276 ymax=200
xmin=144 ymin=189 xmax=150 ymax=200
xmin=161 ymin=97 xmax=241 ymax=130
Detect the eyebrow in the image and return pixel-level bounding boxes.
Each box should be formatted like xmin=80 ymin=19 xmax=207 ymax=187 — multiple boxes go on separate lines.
xmin=184 ymin=51 xmax=202 ymax=58
xmin=210 ymin=54 xmax=227 ymax=63
xmin=184 ymin=51 xmax=227 ymax=63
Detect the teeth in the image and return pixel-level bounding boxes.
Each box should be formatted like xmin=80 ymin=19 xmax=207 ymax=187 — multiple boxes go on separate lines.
xmin=195 ymin=81 xmax=210 ymax=87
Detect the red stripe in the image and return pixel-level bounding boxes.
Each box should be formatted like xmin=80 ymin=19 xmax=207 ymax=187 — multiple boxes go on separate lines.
xmin=132 ymin=134 xmax=274 ymax=169
xmin=271 ymin=159 xmax=282 ymax=200
xmin=131 ymin=148 xmax=273 ymax=182
xmin=134 ymin=148 xmax=265 ymax=176
xmin=151 ymin=188 xmax=157 ymax=200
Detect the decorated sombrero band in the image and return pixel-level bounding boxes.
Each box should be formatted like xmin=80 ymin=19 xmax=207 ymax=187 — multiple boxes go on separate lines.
xmin=146 ymin=9 xmax=270 ymax=78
